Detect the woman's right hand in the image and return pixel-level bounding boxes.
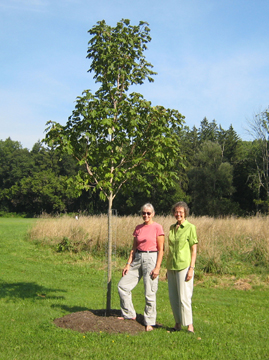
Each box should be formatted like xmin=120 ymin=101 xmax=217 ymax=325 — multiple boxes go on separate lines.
xmin=122 ymin=264 xmax=130 ymax=276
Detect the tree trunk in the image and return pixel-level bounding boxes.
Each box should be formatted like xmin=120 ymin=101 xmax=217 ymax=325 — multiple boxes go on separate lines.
xmin=106 ymin=192 xmax=113 ymax=315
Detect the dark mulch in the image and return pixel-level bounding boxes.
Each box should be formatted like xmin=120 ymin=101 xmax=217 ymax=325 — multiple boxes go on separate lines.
xmin=54 ymin=309 xmax=150 ymax=335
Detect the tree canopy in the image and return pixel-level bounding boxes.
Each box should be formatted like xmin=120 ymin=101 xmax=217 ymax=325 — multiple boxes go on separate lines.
xmin=44 ymin=19 xmax=185 ymax=206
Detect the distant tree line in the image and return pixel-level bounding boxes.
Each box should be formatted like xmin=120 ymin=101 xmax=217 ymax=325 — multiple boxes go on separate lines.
xmin=1 ymin=111 xmax=269 ymax=217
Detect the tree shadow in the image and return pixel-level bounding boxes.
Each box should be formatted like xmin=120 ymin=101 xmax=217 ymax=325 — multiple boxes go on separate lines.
xmin=51 ymin=304 xmax=90 ymax=313
xmin=0 ymin=280 xmax=66 ymax=300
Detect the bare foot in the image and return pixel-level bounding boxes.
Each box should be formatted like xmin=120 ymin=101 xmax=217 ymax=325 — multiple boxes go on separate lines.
xmin=145 ymin=325 xmax=154 ymax=332
xmin=117 ymin=316 xmax=136 ymax=320
xmin=187 ymin=324 xmax=194 ymax=333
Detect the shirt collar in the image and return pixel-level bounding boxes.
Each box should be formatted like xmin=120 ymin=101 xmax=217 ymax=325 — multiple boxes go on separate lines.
xmin=174 ymin=219 xmax=188 ymax=228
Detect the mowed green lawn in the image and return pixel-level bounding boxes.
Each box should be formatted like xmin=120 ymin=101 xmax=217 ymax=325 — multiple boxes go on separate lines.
xmin=0 ymin=218 xmax=268 ymax=360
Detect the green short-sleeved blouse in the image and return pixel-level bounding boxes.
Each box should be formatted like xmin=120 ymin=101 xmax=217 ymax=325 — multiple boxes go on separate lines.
xmin=167 ymin=219 xmax=198 ymax=271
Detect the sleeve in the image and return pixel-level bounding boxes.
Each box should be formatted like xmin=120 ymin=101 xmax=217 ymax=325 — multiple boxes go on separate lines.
xmin=132 ymin=227 xmax=137 ymax=237
xmin=188 ymin=225 xmax=198 ymax=246
xmin=132 ymin=225 xmax=140 ymax=237
xmin=156 ymin=223 xmax=165 ymax=236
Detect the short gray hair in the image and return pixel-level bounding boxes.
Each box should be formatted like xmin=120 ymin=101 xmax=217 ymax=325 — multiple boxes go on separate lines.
xmin=171 ymin=201 xmax=189 ymax=217
xmin=141 ymin=203 xmax=155 ymax=214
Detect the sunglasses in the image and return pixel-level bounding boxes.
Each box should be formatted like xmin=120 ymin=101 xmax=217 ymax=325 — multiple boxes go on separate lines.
xmin=142 ymin=212 xmax=151 ymax=216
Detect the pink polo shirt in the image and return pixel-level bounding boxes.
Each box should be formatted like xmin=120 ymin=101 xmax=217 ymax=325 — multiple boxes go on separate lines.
xmin=133 ymin=222 xmax=164 ymax=251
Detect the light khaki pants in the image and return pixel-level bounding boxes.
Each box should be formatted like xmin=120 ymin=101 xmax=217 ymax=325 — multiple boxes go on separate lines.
xmin=167 ymin=268 xmax=194 ymax=326
xmin=118 ymin=251 xmax=158 ymax=326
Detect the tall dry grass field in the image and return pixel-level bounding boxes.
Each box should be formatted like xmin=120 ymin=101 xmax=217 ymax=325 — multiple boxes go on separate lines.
xmin=193 ymin=216 xmax=269 ymax=262
xmin=29 ymin=215 xmax=269 ymax=264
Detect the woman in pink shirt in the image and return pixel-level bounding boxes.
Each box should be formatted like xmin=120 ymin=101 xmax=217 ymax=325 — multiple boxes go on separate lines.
xmin=118 ymin=203 xmax=165 ymax=331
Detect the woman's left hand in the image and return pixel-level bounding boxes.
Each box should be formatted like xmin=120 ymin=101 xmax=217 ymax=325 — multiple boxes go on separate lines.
xmin=186 ymin=267 xmax=194 ymax=282
xmin=150 ymin=267 xmax=160 ymax=280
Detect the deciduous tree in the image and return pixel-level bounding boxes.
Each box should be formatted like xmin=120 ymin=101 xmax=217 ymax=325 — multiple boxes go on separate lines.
xmin=44 ymin=19 xmax=185 ymax=313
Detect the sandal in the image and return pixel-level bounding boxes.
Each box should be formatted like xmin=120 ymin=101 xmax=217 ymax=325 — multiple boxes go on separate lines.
xmin=171 ymin=327 xmax=181 ymax=332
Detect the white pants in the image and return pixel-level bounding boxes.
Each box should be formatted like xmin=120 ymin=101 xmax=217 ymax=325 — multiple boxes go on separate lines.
xmin=118 ymin=251 xmax=158 ymax=326
xmin=167 ymin=268 xmax=194 ymax=326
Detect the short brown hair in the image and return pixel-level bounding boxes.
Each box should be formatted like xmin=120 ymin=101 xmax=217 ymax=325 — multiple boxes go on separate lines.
xmin=171 ymin=201 xmax=189 ymax=217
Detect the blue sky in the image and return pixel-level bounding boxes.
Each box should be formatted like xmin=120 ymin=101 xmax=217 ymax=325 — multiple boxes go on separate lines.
xmin=1 ymin=0 xmax=269 ymax=149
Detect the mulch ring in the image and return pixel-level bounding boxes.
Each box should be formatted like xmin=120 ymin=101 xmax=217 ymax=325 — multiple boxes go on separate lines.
xmin=54 ymin=309 xmax=162 ymax=335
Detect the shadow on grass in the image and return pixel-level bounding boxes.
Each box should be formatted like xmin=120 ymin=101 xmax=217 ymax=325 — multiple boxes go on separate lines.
xmin=0 ymin=280 xmax=66 ymax=300
xmin=51 ymin=304 xmax=90 ymax=313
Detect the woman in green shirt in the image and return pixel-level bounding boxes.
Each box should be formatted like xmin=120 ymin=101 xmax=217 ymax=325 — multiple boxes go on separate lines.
xmin=167 ymin=201 xmax=198 ymax=333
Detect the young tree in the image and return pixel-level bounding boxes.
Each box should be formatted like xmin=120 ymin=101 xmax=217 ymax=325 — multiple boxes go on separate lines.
xmin=44 ymin=19 xmax=185 ymax=313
